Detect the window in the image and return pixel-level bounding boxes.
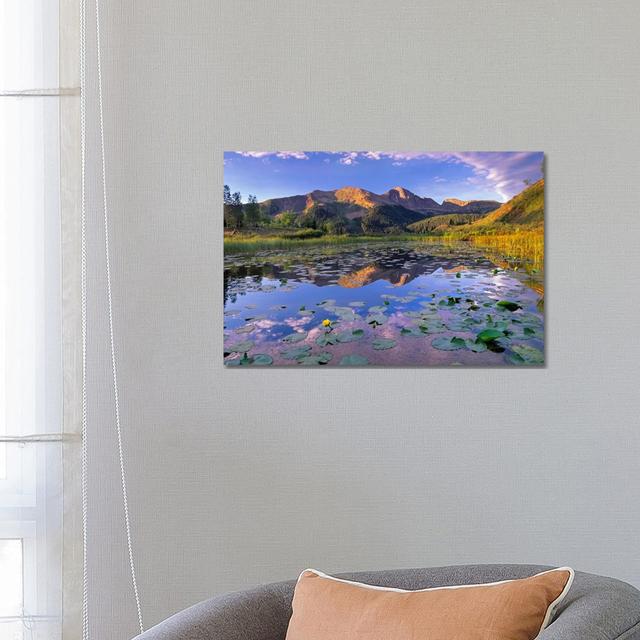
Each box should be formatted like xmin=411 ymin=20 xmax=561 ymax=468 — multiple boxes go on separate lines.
xmin=1 ymin=2 xmax=78 ymax=638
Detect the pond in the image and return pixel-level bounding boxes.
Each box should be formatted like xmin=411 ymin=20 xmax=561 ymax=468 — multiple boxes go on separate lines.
xmin=223 ymin=241 xmax=544 ymax=366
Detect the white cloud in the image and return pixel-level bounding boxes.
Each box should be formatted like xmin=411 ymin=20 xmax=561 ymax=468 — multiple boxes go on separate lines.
xmin=276 ymin=151 xmax=309 ymax=160
xmin=451 ymin=152 xmax=543 ymax=200
xmin=233 ymin=151 xmax=308 ymax=160
xmin=338 ymin=152 xmax=359 ymax=165
xmin=343 ymin=151 xmax=542 ymax=200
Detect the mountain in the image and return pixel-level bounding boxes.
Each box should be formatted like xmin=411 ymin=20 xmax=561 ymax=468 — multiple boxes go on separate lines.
xmin=260 ymin=186 xmax=500 ymax=218
xmin=474 ymin=179 xmax=544 ymax=227
xmin=440 ymin=199 xmax=504 ymax=214
xmin=408 ymin=213 xmax=482 ymax=233
xmin=260 ymin=194 xmax=308 ymax=216
xmin=382 ymin=187 xmax=441 ymax=213
xmin=360 ymin=205 xmax=427 ymax=234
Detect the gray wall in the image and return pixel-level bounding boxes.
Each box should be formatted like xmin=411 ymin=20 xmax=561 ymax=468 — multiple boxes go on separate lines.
xmin=84 ymin=1 xmax=640 ymax=638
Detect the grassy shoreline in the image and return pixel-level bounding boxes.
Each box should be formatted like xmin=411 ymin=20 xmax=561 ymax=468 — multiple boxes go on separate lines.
xmin=225 ymin=227 xmax=542 ymax=260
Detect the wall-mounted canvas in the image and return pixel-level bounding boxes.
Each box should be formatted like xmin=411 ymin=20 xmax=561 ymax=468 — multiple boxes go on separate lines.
xmin=223 ymin=152 xmax=544 ymax=366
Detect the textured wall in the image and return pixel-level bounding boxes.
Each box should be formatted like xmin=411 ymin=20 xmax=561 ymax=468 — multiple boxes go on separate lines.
xmin=84 ymin=1 xmax=640 ymax=638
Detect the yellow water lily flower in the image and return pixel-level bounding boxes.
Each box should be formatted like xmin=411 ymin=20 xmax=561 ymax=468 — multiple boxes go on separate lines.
xmin=322 ymin=319 xmax=331 ymax=327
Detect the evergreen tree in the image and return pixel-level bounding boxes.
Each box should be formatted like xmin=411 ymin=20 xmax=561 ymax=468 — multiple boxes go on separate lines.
xmin=244 ymin=194 xmax=260 ymax=227
xmin=223 ymin=184 xmax=233 ymax=228
xmin=230 ymin=191 xmax=244 ymax=229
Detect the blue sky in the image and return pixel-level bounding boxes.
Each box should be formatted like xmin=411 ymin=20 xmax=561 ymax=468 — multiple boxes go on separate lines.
xmin=223 ymin=151 xmax=544 ymax=203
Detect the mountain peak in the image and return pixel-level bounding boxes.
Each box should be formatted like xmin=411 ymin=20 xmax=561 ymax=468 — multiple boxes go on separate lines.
xmin=387 ymin=186 xmax=417 ymax=198
xmin=443 ymin=197 xmax=470 ymax=207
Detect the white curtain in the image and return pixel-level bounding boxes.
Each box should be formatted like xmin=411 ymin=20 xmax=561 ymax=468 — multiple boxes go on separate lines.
xmin=0 ymin=1 xmax=81 ymax=638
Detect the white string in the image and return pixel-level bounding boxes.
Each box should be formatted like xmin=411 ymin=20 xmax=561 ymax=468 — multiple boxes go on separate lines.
xmin=94 ymin=0 xmax=145 ymax=633
xmin=79 ymin=0 xmax=89 ymax=636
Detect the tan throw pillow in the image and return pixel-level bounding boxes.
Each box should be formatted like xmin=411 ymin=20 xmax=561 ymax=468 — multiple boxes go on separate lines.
xmin=285 ymin=567 xmax=574 ymax=640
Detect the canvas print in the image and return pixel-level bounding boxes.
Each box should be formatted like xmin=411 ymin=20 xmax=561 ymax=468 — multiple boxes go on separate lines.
xmin=223 ymin=152 xmax=544 ymax=366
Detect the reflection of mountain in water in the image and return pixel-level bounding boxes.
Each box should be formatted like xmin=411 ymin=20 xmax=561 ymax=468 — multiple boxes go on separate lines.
xmin=224 ymin=245 xmax=499 ymax=304
xmin=338 ymin=266 xmax=411 ymax=288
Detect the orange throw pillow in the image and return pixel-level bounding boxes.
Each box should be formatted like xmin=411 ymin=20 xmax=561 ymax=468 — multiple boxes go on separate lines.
xmin=285 ymin=567 xmax=574 ymax=640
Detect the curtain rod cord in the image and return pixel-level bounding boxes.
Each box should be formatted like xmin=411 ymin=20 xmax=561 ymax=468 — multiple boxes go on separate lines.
xmin=80 ymin=0 xmax=89 ymax=636
xmin=94 ymin=0 xmax=145 ymax=633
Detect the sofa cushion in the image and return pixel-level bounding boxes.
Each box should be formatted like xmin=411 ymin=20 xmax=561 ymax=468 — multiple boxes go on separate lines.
xmin=285 ymin=567 xmax=574 ymax=640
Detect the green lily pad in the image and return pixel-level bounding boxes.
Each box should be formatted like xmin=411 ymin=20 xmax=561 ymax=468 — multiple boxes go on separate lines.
xmin=336 ymin=329 xmax=365 ymax=343
xmin=298 ymin=309 xmax=316 ymax=316
xmin=348 ymin=301 xmax=366 ymax=307
xmin=280 ymin=345 xmax=312 ymax=360
xmin=476 ymin=329 xmax=504 ymax=343
xmin=334 ymin=307 xmax=357 ymax=319
xmin=368 ymin=305 xmax=387 ymax=313
xmin=251 ymin=354 xmax=273 ymax=366
xmin=506 ymin=344 xmax=544 ymax=365
xmin=339 ymin=354 xmax=369 ymax=366
xmin=372 ymin=338 xmax=396 ymax=350
xmin=496 ymin=300 xmax=522 ymax=312
xmin=400 ymin=326 xmax=422 ymax=337
xmin=316 ymin=333 xmax=338 ymax=346
xmin=282 ymin=331 xmax=307 ymax=343
xmin=366 ymin=313 xmax=387 ymax=326
xmin=466 ymin=340 xmax=487 ymax=353
xmin=316 ymin=299 xmax=336 ymax=307
xmin=419 ymin=322 xmax=446 ymax=334
xmin=227 ymin=340 xmax=254 ymax=353
xmin=298 ymin=352 xmax=333 ymax=365
xmin=431 ymin=336 xmax=466 ymax=351
xmin=518 ymin=312 xmax=544 ymax=326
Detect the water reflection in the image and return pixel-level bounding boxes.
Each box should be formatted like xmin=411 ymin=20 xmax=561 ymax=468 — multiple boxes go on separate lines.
xmin=223 ymin=242 xmax=545 ymax=366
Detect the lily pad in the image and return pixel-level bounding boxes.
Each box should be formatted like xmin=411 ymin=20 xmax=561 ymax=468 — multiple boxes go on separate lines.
xmin=465 ymin=340 xmax=487 ymax=353
xmin=476 ymin=329 xmax=504 ymax=343
xmin=418 ymin=322 xmax=446 ymax=334
xmin=339 ymin=354 xmax=369 ymax=366
xmin=316 ymin=333 xmax=338 ymax=346
xmin=226 ymin=340 xmax=254 ymax=353
xmin=506 ymin=344 xmax=544 ymax=365
xmin=496 ymin=300 xmax=522 ymax=312
xmin=368 ymin=305 xmax=387 ymax=313
xmin=333 ymin=306 xmax=356 ymax=319
xmin=366 ymin=313 xmax=387 ymax=326
xmin=400 ymin=326 xmax=422 ymax=337
xmin=372 ymin=338 xmax=397 ymax=350
xmin=282 ymin=331 xmax=307 ymax=343
xmin=280 ymin=345 xmax=312 ymax=360
xmin=431 ymin=336 xmax=466 ymax=351
xmin=348 ymin=301 xmax=366 ymax=307
xmin=251 ymin=354 xmax=273 ymax=366
xmin=336 ymin=329 xmax=365 ymax=343
xmin=298 ymin=352 xmax=332 ymax=365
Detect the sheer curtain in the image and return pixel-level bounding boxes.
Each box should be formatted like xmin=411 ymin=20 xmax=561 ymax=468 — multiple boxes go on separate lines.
xmin=0 ymin=1 xmax=81 ymax=639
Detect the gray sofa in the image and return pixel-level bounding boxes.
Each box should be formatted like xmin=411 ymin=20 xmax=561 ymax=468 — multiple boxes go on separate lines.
xmin=135 ymin=564 xmax=640 ymax=639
